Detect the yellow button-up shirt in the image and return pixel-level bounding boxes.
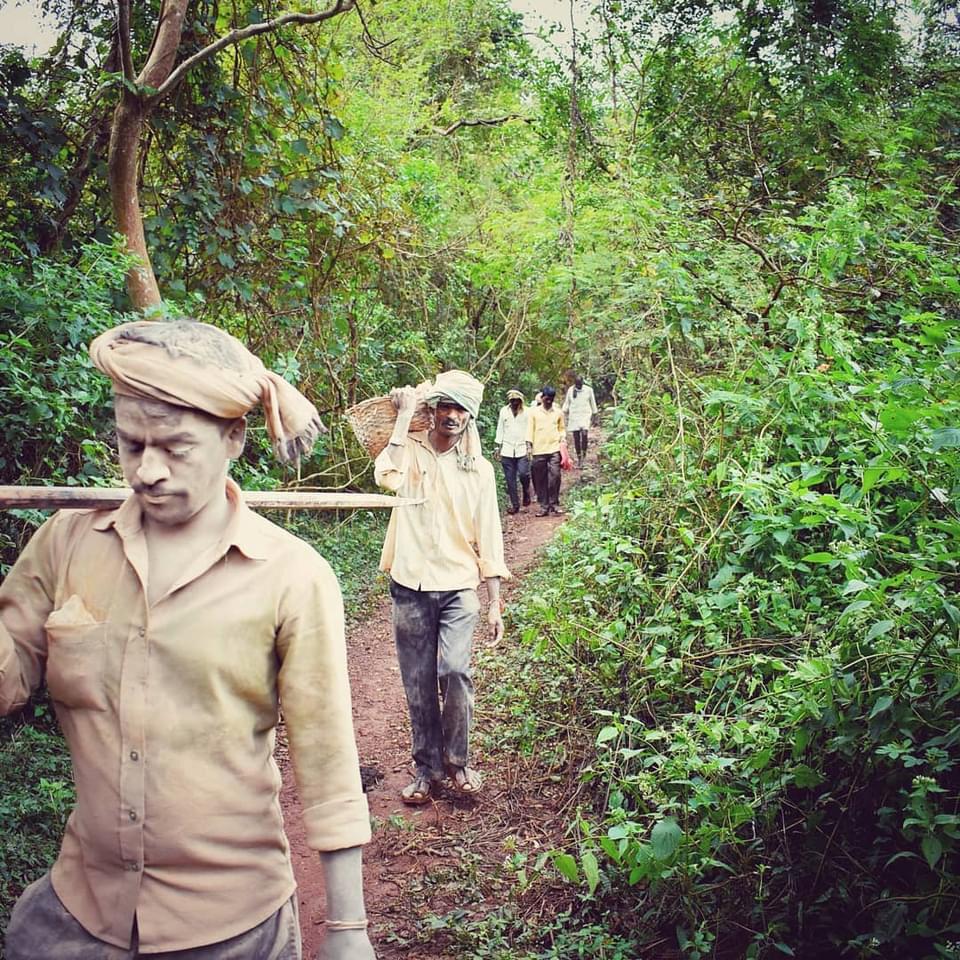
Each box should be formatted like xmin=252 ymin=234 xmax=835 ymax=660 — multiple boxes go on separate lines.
xmin=527 ymin=405 xmax=566 ymax=455
xmin=0 ymin=479 xmax=370 ymax=952
xmin=374 ymin=432 xmax=510 ymax=590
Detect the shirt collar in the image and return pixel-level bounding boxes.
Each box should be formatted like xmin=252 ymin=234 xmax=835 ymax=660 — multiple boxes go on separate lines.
xmin=410 ymin=430 xmax=463 ymax=459
xmin=92 ymin=477 xmax=271 ymax=561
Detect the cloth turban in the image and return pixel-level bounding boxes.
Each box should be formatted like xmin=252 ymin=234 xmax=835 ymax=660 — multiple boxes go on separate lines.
xmin=423 ymin=370 xmax=484 ymax=419
xmin=89 ymin=320 xmax=324 ymax=464
xmin=506 ymin=389 xmax=524 ymax=402
xmin=417 ymin=369 xmax=485 ymax=471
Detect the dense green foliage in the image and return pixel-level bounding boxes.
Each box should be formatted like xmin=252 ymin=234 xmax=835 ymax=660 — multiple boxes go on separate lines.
xmin=1 ymin=0 xmax=959 ymax=956
xmin=0 ymin=699 xmax=75 ymax=934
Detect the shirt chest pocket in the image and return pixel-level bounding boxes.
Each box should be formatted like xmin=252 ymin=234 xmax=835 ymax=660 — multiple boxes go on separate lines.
xmin=44 ymin=596 xmax=108 ymax=712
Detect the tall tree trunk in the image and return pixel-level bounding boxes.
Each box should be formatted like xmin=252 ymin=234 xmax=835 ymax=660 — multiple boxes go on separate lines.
xmin=107 ymin=0 xmax=357 ymax=312
xmin=109 ymin=0 xmax=189 ymax=310
xmin=110 ymin=93 xmax=162 ymax=308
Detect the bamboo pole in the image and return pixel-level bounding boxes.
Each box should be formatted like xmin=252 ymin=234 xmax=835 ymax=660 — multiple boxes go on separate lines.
xmin=0 ymin=487 xmax=418 ymax=511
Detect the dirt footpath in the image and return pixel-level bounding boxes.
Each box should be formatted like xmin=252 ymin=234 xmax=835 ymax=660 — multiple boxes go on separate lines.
xmin=279 ymin=447 xmax=599 ymax=959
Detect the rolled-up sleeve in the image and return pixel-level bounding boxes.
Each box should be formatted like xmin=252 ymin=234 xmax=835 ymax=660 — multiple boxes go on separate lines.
xmin=0 ymin=514 xmax=63 ymax=715
xmin=276 ymin=548 xmax=370 ymax=851
xmin=476 ymin=465 xmax=511 ymax=581
xmin=373 ymin=444 xmax=405 ymax=492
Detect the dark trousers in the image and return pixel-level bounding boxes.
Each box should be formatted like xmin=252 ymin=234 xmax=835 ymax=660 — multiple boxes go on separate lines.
xmin=531 ymin=452 xmax=561 ymax=508
xmin=390 ymin=579 xmax=480 ymax=780
xmin=572 ymin=429 xmax=589 ymax=459
xmin=500 ymin=455 xmax=531 ymax=510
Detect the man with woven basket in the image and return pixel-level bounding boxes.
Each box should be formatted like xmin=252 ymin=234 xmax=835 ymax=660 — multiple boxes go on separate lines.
xmin=374 ymin=371 xmax=510 ymax=804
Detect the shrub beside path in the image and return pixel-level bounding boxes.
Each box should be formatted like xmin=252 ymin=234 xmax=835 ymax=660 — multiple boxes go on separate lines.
xmin=277 ymin=445 xmax=598 ymax=959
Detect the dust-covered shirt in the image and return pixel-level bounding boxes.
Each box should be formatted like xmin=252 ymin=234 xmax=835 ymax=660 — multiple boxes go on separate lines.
xmin=0 ymin=478 xmax=370 ymax=952
xmin=374 ymin=431 xmax=510 ymax=590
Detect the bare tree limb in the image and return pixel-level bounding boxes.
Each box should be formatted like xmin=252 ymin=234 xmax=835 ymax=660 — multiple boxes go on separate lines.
xmin=109 ymin=0 xmax=357 ymax=309
xmin=437 ymin=114 xmax=532 ymax=136
xmin=151 ymin=0 xmax=356 ymax=101
xmin=117 ymin=0 xmax=135 ymax=81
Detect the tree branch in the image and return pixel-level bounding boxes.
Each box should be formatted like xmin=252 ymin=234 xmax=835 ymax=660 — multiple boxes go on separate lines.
xmin=117 ymin=0 xmax=135 ymax=81
xmin=150 ymin=0 xmax=356 ymax=101
xmin=437 ymin=114 xmax=532 ymax=136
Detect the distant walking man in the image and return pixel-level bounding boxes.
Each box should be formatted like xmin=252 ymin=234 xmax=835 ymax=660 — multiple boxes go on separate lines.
xmin=494 ymin=389 xmax=531 ymax=514
xmin=374 ymin=371 xmax=510 ymax=805
xmin=562 ymin=374 xmax=598 ymax=468
xmin=527 ymin=385 xmax=565 ymax=516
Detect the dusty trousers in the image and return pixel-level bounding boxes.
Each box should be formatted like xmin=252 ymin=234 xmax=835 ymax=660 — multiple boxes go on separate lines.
xmin=4 ymin=872 xmax=301 ymax=959
xmin=389 ymin=579 xmax=480 ymax=780
xmin=531 ymin=451 xmax=562 ymax=508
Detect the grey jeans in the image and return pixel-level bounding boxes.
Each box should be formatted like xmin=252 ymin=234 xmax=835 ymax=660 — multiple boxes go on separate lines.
xmin=390 ymin=579 xmax=480 ymax=781
xmin=4 ymin=873 xmax=301 ymax=960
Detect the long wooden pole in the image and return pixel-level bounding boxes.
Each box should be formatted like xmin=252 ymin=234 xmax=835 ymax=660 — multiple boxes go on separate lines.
xmin=0 ymin=487 xmax=417 ymax=511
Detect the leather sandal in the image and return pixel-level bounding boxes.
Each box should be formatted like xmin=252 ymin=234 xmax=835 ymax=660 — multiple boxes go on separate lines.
xmin=400 ymin=773 xmax=435 ymax=806
xmin=445 ymin=765 xmax=483 ymax=797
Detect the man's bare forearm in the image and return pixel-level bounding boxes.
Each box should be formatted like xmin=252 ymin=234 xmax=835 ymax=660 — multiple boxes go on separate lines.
xmin=485 ymin=577 xmax=504 ymax=643
xmin=317 ymin=846 xmax=376 ymax=959
xmin=385 ymin=387 xmax=418 ymax=470
xmin=385 ymin=413 xmax=413 ymax=469
xmin=320 ymin=846 xmax=367 ymax=920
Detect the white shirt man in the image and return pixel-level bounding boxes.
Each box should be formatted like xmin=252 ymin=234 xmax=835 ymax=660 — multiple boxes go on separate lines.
xmin=562 ymin=376 xmax=598 ymax=466
xmin=494 ymin=390 xmax=531 ymax=513
xmin=374 ymin=371 xmax=510 ymax=805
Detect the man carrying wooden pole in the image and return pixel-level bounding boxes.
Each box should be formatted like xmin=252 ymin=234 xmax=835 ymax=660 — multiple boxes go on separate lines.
xmin=1 ymin=320 xmax=376 ymax=960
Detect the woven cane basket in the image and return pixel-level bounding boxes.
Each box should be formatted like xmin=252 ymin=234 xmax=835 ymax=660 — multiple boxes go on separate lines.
xmin=345 ymin=396 xmax=432 ymax=458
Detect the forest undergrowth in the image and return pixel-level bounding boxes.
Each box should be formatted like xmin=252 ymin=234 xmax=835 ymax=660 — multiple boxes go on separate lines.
xmin=2 ymin=0 xmax=960 ymax=957
xmin=459 ymin=220 xmax=960 ymax=960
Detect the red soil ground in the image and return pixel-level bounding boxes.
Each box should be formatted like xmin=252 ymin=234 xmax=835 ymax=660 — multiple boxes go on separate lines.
xmin=278 ymin=450 xmax=597 ymax=959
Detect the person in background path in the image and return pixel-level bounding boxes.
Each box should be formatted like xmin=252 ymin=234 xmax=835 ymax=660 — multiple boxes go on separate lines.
xmin=562 ymin=374 xmax=598 ymax=468
xmin=1 ymin=320 xmax=374 ymax=960
xmin=527 ymin=385 xmax=565 ymax=516
xmin=494 ymin=389 xmax=531 ymax=514
xmin=374 ymin=371 xmax=510 ymax=806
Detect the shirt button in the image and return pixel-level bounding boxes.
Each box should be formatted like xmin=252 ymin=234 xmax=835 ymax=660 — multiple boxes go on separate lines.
xmin=129 ymin=810 xmax=138 ymax=822
xmin=125 ymin=862 xmax=140 ymax=872
xmin=137 ymin=627 xmax=145 ymax=638
xmin=129 ymin=751 xmax=139 ymax=761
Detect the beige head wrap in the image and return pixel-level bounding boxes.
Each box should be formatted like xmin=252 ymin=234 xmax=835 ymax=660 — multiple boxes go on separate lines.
xmin=420 ymin=369 xmax=485 ymax=471
xmin=89 ymin=320 xmax=324 ymax=463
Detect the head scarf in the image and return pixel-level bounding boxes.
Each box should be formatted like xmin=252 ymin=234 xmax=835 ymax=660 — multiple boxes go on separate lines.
xmin=420 ymin=369 xmax=484 ymax=471
xmin=506 ymin=389 xmax=524 ymax=402
xmin=89 ymin=320 xmax=325 ymax=464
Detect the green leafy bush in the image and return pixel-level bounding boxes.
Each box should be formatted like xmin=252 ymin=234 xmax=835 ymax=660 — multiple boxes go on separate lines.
xmin=0 ymin=237 xmax=137 ymax=569
xmin=0 ymin=698 xmax=75 ymax=950
xmin=492 ymin=82 xmax=960 ymax=957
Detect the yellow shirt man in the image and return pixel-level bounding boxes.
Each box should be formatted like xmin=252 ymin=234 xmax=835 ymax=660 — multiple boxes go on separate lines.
xmin=527 ymin=403 xmax=565 ymax=455
xmin=526 ymin=387 xmax=566 ymax=514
